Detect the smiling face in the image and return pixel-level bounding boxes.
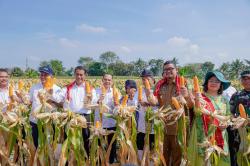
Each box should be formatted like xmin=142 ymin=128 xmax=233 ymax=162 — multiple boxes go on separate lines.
xmin=102 ymin=74 xmax=113 ymax=89
xmin=241 ymin=76 xmax=250 ymax=91
xmin=74 ymin=69 xmax=86 ymax=85
xmin=207 ymin=76 xmax=222 ymax=93
xmin=0 ymin=71 xmax=9 ymax=89
xmin=40 ymin=72 xmax=50 ymax=85
xmin=163 ymin=63 xmax=177 ymax=81
xmin=126 ymin=87 xmax=137 ymax=99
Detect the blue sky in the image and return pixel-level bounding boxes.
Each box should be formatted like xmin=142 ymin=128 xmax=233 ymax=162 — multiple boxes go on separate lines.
xmin=0 ymin=0 xmax=250 ymax=69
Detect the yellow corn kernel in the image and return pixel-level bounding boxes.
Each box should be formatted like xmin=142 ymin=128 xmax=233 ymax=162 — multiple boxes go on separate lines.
xmin=18 ymin=80 xmax=24 ymax=91
xmin=144 ymin=79 xmax=151 ymax=90
xmin=121 ymin=95 xmax=128 ymax=107
xmin=239 ymin=104 xmax=247 ymax=119
xmin=138 ymin=85 xmax=143 ymax=102
xmin=85 ymin=81 xmax=91 ymax=94
xmin=172 ymin=97 xmax=181 ymax=110
xmin=193 ymin=76 xmax=200 ymax=93
xmin=180 ymin=76 xmax=185 ymax=87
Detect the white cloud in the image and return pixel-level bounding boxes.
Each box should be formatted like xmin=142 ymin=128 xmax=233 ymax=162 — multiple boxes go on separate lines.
xmin=152 ymin=28 xmax=163 ymax=33
xmin=120 ymin=46 xmax=131 ymax=53
xmin=167 ymin=36 xmax=190 ymax=46
xmin=76 ymin=23 xmax=107 ymax=33
xmin=189 ymin=44 xmax=200 ymax=54
xmin=58 ymin=38 xmax=79 ymax=48
xmin=167 ymin=36 xmax=200 ymax=54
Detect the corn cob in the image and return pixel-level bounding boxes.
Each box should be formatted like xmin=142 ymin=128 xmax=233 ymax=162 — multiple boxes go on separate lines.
xmin=239 ymin=104 xmax=247 ymax=119
xmin=121 ymin=95 xmax=128 ymax=107
xmin=172 ymin=97 xmax=181 ymax=110
xmin=193 ymin=76 xmax=200 ymax=93
xmin=180 ymin=76 xmax=185 ymax=87
xmin=138 ymin=85 xmax=143 ymax=102
xmin=144 ymin=79 xmax=151 ymax=90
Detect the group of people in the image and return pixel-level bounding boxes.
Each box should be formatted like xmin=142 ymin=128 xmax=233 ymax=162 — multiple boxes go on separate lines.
xmin=0 ymin=60 xmax=249 ymax=166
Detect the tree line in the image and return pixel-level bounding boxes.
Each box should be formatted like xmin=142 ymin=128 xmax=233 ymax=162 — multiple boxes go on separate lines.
xmin=9 ymin=51 xmax=250 ymax=80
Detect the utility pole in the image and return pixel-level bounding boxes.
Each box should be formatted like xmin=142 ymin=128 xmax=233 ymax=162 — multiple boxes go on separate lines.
xmin=26 ymin=57 xmax=28 ymax=70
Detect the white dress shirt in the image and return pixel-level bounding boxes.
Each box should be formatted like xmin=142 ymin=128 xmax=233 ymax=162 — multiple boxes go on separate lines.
xmin=0 ymin=87 xmax=9 ymax=112
xmin=62 ymin=82 xmax=97 ymax=114
xmin=0 ymin=85 xmax=19 ymax=112
xmin=223 ymin=86 xmax=237 ymax=102
xmin=94 ymin=87 xmax=119 ymax=128
xmin=29 ymin=82 xmax=62 ymax=123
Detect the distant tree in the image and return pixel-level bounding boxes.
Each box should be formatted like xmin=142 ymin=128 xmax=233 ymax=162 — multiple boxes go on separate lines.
xmin=109 ymin=61 xmax=135 ymax=76
xmin=219 ymin=62 xmax=231 ymax=79
xmin=132 ymin=58 xmax=148 ymax=76
xmin=65 ymin=67 xmax=74 ymax=76
xmin=78 ymin=57 xmax=94 ymax=69
xmin=11 ymin=67 xmax=24 ymax=77
xmin=229 ymin=59 xmax=246 ymax=79
xmin=148 ymin=59 xmax=164 ymax=76
xmin=25 ymin=68 xmax=39 ymax=78
xmin=99 ymin=51 xmax=119 ymax=72
xmin=245 ymin=59 xmax=250 ymax=66
xmin=88 ymin=62 xmax=106 ymax=76
xmin=201 ymin=61 xmax=215 ymax=77
xmin=172 ymin=57 xmax=179 ymax=66
xmin=50 ymin=60 xmax=65 ymax=76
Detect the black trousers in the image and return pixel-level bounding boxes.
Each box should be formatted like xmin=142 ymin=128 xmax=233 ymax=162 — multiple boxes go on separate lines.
xmin=227 ymin=126 xmax=240 ymax=166
xmin=82 ymin=114 xmax=91 ymax=156
xmin=30 ymin=122 xmax=38 ymax=148
xmin=104 ymin=127 xmax=117 ymax=163
xmin=136 ymin=132 xmax=155 ymax=150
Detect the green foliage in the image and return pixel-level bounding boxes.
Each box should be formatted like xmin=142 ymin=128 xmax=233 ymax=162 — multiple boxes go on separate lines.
xmin=11 ymin=67 xmax=24 ymax=77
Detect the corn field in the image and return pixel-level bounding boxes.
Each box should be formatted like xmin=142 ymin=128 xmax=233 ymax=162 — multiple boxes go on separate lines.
xmin=0 ymin=78 xmax=248 ymax=166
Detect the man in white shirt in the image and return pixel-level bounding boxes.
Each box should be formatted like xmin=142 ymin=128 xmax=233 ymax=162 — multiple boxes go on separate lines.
xmin=0 ymin=68 xmax=10 ymax=106
xmin=95 ymin=74 xmax=119 ymax=163
xmin=62 ymin=66 xmax=97 ymax=155
xmin=223 ymin=85 xmax=237 ymax=102
xmin=0 ymin=68 xmax=21 ymax=112
xmin=29 ymin=65 xmax=62 ymax=148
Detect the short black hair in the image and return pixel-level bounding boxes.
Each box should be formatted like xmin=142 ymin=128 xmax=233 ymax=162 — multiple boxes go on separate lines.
xmin=103 ymin=73 xmax=113 ymax=79
xmin=74 ymin=66 xmax=87 ymax=74
xmin=203 ymin=80 xmax=223 ymax=95
xmin=0 ymin=68 xmax=9 ymax=75
xmin=163 ymin=60 xmax=176 ymax=67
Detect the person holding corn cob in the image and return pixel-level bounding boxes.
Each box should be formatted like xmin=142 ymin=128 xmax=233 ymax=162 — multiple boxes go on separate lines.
xmin=0 ymin=68 xmax=24 ymax=111
xmin=61 ymin=66 xmax=97 ymax=155
xmin=29 ymin=65 xmax=63 ymax=148
xmin=136 ymin=69 xmax=158 ymax=161
xmin=94 ymin=73 xmax=121 ymax=163
xmin=229 ymin=70 xmax=250 ymax=166
xmin=0 ymin=68 xmax=11 ymax=108
xmin=154 ymin=60 xmax=194 ymax=166
xmin=191 ymin=71 xmax=231 ymax=166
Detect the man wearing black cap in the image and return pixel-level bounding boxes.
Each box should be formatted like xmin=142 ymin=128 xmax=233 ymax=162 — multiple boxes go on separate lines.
xmin=229 ymin=70 xmax=250 ymax=166
xmin=29 ymin=65 xmax=63 ymax=148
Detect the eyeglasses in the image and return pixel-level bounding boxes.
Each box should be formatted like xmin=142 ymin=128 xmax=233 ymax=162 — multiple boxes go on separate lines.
xmin=208 ymin=80 xmax=221 ymax=84
xmin=241 ymin=77 xmax=250 ymax=81
xmin=163 ymin=67 xmax=175 ymax=72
